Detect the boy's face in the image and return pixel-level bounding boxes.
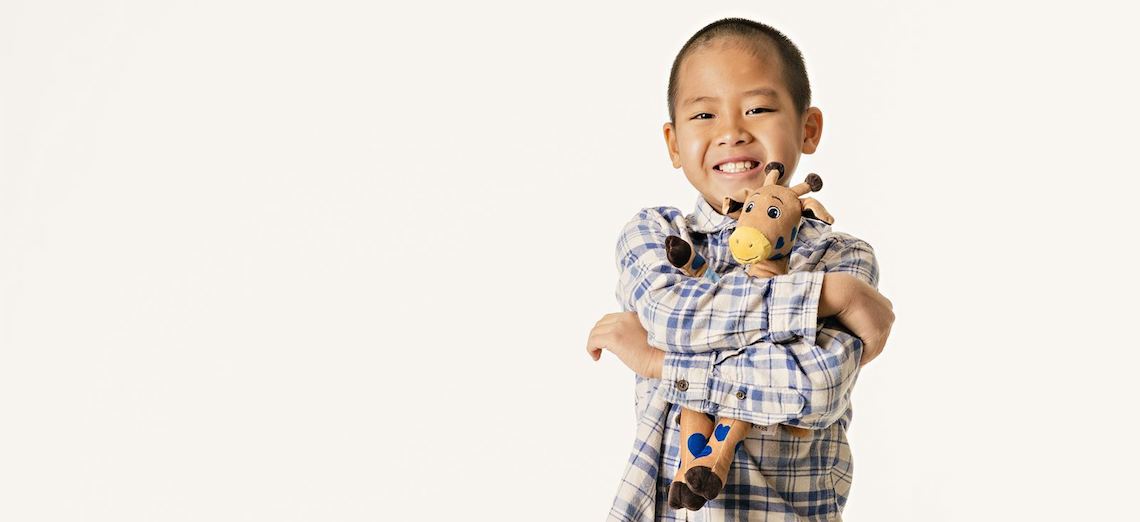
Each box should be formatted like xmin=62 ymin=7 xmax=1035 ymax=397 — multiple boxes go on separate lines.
xmin=664 ymin=38 xmax=823 ymax=214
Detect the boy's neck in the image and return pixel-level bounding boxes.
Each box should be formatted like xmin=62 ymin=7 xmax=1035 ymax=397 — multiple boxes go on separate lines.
xmin=703 ymin=196 xmax=727 ymax=217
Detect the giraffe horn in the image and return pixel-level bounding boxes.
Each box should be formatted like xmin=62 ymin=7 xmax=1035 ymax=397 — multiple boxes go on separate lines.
xmin=791 ymin=173 xmax=823 ymax=196
xmin=762 ymin=162 xmax=785 ymax=187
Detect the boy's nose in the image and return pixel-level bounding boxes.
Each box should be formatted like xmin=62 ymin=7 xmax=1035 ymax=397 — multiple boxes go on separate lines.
xmin=716 ymin=116 xmax=752 ymax=145
xmin=717 ymin=129 xmax=752 ymax=146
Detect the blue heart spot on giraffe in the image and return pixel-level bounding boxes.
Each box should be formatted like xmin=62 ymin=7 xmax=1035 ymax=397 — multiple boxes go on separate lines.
xmin=687 ymin=433 xmax=712 ymax=458
xmin=774 ymin=236 xmax=784 ymax=249
xmin=714 ymin=424 xmax=731 ymax=441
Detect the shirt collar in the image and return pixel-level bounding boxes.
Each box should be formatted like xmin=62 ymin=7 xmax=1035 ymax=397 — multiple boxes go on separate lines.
xmin=686 ymin=195 xmax=736 ymax=233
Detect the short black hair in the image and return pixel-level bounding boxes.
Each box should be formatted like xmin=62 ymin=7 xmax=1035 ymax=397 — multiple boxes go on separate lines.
xmin=667 ymin=18 xmax=812 ymax=123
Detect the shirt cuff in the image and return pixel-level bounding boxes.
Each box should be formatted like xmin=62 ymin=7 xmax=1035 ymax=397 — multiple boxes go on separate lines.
xmin=661 ymin=351 xmax=715 ymax=404
xmin=704 ymin=374 xmax=806 ymax=426
xmin=765 ymin=270 xmax=825 ymax=344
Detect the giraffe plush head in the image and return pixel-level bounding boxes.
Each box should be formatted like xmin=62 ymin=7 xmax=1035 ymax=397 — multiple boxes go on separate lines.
xmin=721 ymin=162 xmax=834 ymax=265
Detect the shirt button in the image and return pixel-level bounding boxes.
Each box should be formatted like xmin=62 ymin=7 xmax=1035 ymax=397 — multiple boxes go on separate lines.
xmin=675 ymin=414 xmax=682 ymax=425
xmin=675 ymin=379 xmax=689 ymax=391
xmin=735 ymin=390 xmax=746 ymax=400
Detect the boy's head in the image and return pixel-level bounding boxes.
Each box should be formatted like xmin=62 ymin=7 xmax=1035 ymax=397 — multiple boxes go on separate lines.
xmin=663 ymin=18 xmax=823 ymax=215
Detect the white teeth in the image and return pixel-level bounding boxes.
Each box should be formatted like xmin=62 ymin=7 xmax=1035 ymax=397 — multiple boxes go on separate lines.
xmin=718 ymin=161 xmax=756 ymax=173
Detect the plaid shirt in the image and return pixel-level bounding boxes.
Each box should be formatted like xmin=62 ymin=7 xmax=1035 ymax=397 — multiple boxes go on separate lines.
xmin=607 ymin=195 xmax=880 ymax=522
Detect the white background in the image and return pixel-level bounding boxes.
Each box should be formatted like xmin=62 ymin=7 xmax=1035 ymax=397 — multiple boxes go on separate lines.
xmin=2 ymin=1 xmax=1138 ymax=520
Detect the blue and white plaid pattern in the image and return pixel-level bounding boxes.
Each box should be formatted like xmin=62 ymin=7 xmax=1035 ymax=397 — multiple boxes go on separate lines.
xmin=608 ymin=196 xmax=880 ymax=521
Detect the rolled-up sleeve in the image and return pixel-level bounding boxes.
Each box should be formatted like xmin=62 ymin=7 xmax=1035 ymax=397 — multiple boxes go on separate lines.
xmin=680 ymin=238 xmax=880 ymax=429
xmin=614 ymin=207 xmax=816 ymax=354
xmin=614 ymin=207 xmax=882 ymax=429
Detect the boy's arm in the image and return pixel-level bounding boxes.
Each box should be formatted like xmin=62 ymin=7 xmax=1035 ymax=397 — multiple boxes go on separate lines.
xmin=660 ymin=237 xmax=880 ymax=430
xmin=615 ymin=207 xmax=821 ymax=354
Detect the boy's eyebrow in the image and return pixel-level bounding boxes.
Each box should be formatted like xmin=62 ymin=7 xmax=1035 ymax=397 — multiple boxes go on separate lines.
xmin=682 ymin=87 xmax=779 ymax=107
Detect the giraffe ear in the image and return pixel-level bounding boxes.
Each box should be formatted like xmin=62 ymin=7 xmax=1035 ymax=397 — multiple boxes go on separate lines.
xmin=800 ymin=197 xmax=835 ymax=225
xmin=721 ymin=188 xmax=752 ymax=219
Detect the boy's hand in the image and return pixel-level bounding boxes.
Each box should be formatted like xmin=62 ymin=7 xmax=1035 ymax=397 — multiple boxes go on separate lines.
xmin=819 ymin=273 xmax=895 ymax=367
xmin=586 ymin=312 xmax=665 ymax=379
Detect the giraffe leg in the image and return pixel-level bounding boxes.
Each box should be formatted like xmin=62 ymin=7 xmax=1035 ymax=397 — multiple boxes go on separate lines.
xmin=684 ymin=416 xmax=751 ymax=500
xmin=667 ymin=407 xmax=714 ymax=511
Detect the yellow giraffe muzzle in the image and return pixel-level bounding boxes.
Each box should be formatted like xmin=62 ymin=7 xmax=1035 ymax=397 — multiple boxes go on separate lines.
xmin=729 ymin=226 xmax=773 ymax=264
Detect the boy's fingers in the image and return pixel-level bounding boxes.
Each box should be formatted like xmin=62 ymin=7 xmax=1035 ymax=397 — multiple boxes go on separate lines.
xmin=859 ymin=347 xmax=875 ymax=367
xmin=585 ymin=330 xmax=610 ymax=360
xmin=595 ymin=323 xmax=615 ymax=336
xmin=586 ymin=343 xmax=601 ymax=360
xmin=859 ymin=335 xmax=886 ymax=366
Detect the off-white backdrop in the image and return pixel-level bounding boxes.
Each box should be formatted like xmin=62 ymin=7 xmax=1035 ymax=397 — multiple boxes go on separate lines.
xmin=2 ymin=1 xmax=1137 ymax=520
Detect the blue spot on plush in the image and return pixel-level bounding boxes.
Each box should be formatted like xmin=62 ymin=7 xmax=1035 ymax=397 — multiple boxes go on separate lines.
xmin=703 ymin=267 xmax=721 ymax=283
xmin=687 ymin=433 xmax=713 ymax=458
xmin=714 ymin=423 xmax=731 ymax=442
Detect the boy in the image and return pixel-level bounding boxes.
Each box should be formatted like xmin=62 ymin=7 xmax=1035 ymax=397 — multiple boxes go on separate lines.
xmin=586 ymin=18 xmax=895 ymax=521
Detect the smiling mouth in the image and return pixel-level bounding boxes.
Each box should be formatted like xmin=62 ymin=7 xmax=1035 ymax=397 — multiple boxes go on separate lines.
xmin=713 ymin=160 xmax=761 ymax=175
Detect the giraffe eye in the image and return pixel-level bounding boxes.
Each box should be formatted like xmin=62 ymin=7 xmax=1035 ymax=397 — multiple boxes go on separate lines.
xmin=767 ymin=206 xmax=780 ymax=219
xmin=744 ymin=202 xmax=754 ymax=213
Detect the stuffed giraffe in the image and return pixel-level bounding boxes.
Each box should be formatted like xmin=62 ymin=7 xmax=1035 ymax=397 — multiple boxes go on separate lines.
xmin=664 ymin=162 xmax=835 ymax=511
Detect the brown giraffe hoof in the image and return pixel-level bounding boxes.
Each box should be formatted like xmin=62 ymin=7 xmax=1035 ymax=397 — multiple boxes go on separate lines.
xmin=668 ymin=480 xmax=707 ymax=511
xmin=667 ymin=482 xmax=684 ymax=509
xmin=684 ymin=466 xmax=724 ymax=500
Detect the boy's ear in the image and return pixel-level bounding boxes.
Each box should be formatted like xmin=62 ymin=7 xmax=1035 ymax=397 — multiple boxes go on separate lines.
xmin=721 ymin=188 xmax=752 ymax=219
xmin=663 ymin=122 xmax=681 ymax=168
xmin=800 ymin=107 xmax=823 ymax=155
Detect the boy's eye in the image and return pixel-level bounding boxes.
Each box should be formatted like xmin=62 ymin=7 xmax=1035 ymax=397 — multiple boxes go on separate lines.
xmin=747 ymin=108 xmax=774 ymax=115
xmin=691 ymin=113 xmax=713 ymax=120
